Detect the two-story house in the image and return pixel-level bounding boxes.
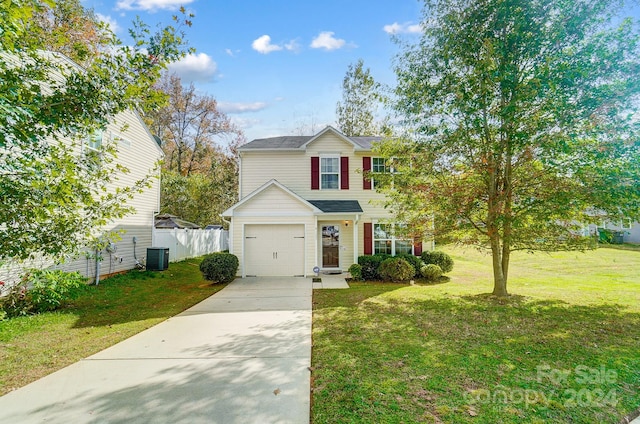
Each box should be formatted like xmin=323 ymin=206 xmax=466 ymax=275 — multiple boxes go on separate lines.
xmin=223 ymin=126 xmax=431 ymax=277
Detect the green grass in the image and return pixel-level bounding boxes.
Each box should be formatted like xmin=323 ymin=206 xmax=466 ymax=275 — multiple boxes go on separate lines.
xmin=0 ymin=258 xmax=225 ymax=395
xmin=312 ymin=247 xmax=640 ymax=423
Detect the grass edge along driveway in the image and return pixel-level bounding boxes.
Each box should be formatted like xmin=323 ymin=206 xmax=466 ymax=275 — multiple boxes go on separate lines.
xmin=0 ymin=258 xmax=225 ymax=396
xmin=311 ymin=247 xmax=640 ymax=424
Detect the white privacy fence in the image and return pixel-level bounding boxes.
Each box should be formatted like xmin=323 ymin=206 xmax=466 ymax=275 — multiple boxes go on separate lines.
xmin=153 ymin=228 xmax=229 ymax=263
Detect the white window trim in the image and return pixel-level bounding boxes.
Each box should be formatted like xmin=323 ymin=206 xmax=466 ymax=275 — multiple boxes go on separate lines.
xmin=371 ymin=157 xmax=396 ymax=189
xmin=320 ymin=155 xmax=340 ymax=190
xmin=372 ymin=221 xmax=414 ymax=256
xmin=85 ymin=130 xmax=103 ymax=152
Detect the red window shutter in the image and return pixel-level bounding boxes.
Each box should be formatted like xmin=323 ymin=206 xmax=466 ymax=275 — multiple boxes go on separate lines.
xmin=364 ymin=223 xmax=373 ymax=255
xmin=363 ymin=157 xmax=371 ymax=190
xmin=340 ymin=156 xmax=349 ymax=190
xmin=311 ymin=156 xmax=319 ymax=190
xmin=413 ymin=239 xmax=423 ymax=257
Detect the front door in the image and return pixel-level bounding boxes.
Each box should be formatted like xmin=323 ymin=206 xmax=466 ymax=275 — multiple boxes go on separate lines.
xmin=322 ymin=225 xmax=340 ymax=268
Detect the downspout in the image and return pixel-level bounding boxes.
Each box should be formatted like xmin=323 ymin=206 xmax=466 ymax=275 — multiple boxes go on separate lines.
xmin=222 ymin=216 xmax=232 ymax=254
xmin=354 ymin=214 xmax=360 ymax=265
xmin=95 ymin=249 xmax=101 ymax=285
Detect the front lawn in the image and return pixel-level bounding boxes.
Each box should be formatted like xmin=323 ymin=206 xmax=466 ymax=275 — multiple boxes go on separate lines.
xmin=0 ymin=258 xmax=224 ymax=395
xmin=312 ymin=247 xmax=640 ymax=423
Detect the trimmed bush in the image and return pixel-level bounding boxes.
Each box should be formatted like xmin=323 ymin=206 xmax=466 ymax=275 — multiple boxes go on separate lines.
xmin=348 ymin=263 xmax=363 ymax=281
xmin=395 ymin=253 xmax=424 ymax=278
xmin=421 ymin=250 xmax=454 ymax=273
xmin=199 ymin=252 xmax=239 ymax=283
xmin=378 ymin=257 xmax=414 ymax=282
xmin=421 ymin=264 xmax=443 ymax=281
xmin=357 ymin=254 xmax=392 ymax=280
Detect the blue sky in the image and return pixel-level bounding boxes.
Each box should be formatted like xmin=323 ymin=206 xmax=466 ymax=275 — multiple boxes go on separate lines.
xmin=83 ymin=0 xmax=425 ymax=141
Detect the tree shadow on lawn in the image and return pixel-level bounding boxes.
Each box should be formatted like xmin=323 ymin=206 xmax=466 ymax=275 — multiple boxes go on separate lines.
xmin=312 ymin=292 xmax=640 ymax=422
xmin=66 ymin=267 xmax=227 ymax=329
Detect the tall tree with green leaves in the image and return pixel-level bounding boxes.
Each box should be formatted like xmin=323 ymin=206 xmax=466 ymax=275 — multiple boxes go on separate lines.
xmin=335 ymin=59 xmax=381 ymax=136
xmin=147 ymin=73 xmax=243 ymax=227
xmin=0 ymin=0 xmax=194 ymax=261
xmin=376 ymin=0 xmax=640 ymax=296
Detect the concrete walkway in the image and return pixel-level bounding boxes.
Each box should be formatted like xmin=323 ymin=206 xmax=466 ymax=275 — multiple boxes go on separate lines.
xmin=0 ymin=277 xmax=312 ymax=424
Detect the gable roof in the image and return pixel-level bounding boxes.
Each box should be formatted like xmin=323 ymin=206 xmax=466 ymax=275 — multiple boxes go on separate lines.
xmin=221 ymin=179 xmax=322 ymax=216
xmin=240 ymin=126 xmax=382 ymax=152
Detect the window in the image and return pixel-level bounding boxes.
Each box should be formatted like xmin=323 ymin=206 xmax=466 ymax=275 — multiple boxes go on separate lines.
xmin=321 ymin=157 xmax=339 ymax=189
xmin=371 ymin=157 xmax=393 ymax=188
xmin=113 ymin=133 xmax=131 ymax=148
xmin=374 ymin=223 xmax=413 ymax=255
xmin=83 ymin=130 xmax=103 ymax=167
xmin=85 ymin=130 xmax=103 ymax=151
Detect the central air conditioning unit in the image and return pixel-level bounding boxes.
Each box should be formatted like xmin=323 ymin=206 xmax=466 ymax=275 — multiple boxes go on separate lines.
xmin=146 ymin=247 xmax=169 ymax=271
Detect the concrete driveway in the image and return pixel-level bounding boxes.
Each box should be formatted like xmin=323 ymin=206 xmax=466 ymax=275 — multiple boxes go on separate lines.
xmin=0 ymin=277 xmax=312 ymax=424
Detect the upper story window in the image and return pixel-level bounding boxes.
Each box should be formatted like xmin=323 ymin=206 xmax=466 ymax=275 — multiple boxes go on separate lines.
xmin=372 ymin=157 xmax=390 ymax=173
xmin=321 ymin=157 xmax=340 ymax=190
xmin=371 ymin=157 xmax=395 ymax=188
xmin=85 ymin=130 xmax=103 ymax=151
xmin=83 ymin=130 xmax=103 ymax=168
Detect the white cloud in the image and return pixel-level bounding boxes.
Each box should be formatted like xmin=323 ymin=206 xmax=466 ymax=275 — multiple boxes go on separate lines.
xmin=310 ymin=31 xmax=346 ymax=51
xmin=252 ymin=35 xmax=282 ymax=54
xmin=96 ymin=13 xmax=119 ymax=33
xmin=218 ymin=101 xmax=268 ymax=114
xmin=115 ymin=0 xmax=193 ymax=11
xmin=167 ymin=53 xmax=217 ymax=83
xmin=383 ymin=21 xmax=422 ymax=35
xmin=284 ymin=39 xmax=301 ymax=53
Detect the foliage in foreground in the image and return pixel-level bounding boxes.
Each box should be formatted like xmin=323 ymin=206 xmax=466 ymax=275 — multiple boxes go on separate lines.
xmin=0 ymin=0 xmax=193 ymax=261
xmin=312 ymin=247 xmax=640 ymax=423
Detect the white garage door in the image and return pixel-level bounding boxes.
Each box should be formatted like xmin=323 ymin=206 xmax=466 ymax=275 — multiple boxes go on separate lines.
xmin=244 ymin=224 xmax=305 ymax=276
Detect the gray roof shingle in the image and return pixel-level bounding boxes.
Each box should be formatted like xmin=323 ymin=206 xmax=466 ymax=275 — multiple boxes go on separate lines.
xmin=308 ymin=200 xmax=363 ymax=213
xmin=240 ymin=133 xmax=382 ymax=151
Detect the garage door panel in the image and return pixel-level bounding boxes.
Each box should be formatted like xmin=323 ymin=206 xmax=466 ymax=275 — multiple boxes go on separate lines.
xmin=244 ymin=225 xmax=305 ymax=276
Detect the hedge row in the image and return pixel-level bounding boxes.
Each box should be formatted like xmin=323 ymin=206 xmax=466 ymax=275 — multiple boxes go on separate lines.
xmin=348 ymin=251 xmax=454 ymax=282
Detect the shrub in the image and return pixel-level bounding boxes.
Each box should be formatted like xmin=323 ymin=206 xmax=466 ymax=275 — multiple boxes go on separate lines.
xmin=199 ymin=252 xmax=239 ymax=283
xmin=348 ymin=263 xmax=363 ymax=281
xmin=28 ymin=270 xmax=87 ymax=313
xmin=421 ymin=264 xmax=443 ymax=281
xmin=421 ymin=250 xmax=454 ymax=273
xmin=395 ymin=253 xmax=424 ymax=278
xmin=0 ymin=270 xmax=86 ymax=318
xmin=378 ymin=257 xmax=414 ymax=282
xmin=357 ymin=254 xmax=391 ymax=280
xmin=1 ymin=279 xmax=31 ymax=318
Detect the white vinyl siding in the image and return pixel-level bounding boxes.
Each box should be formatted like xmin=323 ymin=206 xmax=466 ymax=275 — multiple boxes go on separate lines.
xmin=58 ymin=109 xmax=162 ymax=277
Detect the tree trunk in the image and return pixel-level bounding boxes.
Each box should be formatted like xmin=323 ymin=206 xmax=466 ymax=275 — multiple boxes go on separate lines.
xmin=490 ymin=236 xmax=509 ymax=296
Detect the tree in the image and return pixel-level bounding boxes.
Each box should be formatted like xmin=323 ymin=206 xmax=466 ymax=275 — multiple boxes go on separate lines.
xmin=0 ymin=0 xmax=194 ymax=261
xmin=148 ymin=73 xmax=243 ymax=226
xmin=335 ymin=59 xmax=382 ymax=136
xmin=27 ymin=0 xmax=112 ymax=66
xmin=376 ymin=0 xmax=640 ymax=296
xmin=148 ymin=73 xmax=239 ymax=176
